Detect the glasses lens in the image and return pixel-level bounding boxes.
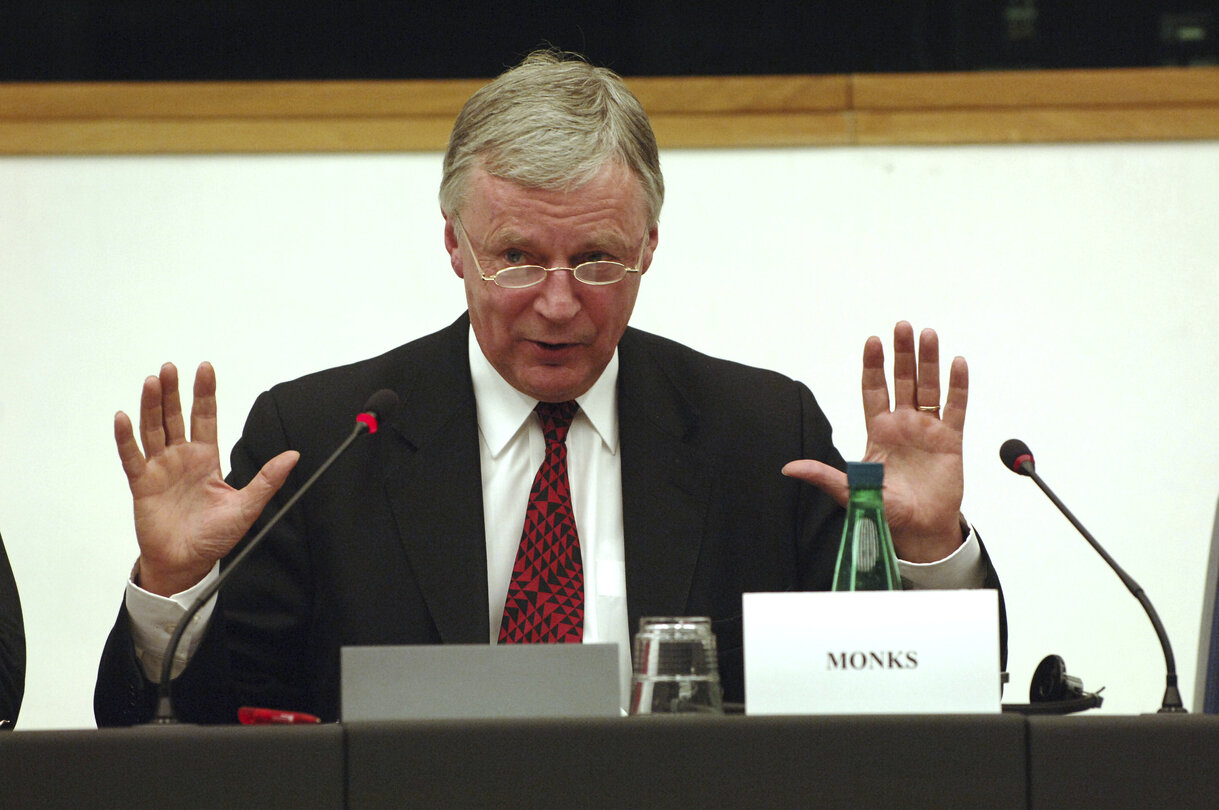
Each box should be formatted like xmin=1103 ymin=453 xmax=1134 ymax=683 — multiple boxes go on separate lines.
xmin=573 ymin=262 xmax=629 ymax=285
xmin=493 ymin=266 xmax=547 ymax=288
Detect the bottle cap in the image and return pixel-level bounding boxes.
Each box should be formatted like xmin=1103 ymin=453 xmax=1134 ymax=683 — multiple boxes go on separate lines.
xmin=846 ymin=461 xmax=884 ymax=488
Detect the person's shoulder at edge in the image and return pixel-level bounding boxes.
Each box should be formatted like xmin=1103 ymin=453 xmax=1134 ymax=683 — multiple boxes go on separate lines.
xmin=0 ymin=531 xmax=25 ymax=729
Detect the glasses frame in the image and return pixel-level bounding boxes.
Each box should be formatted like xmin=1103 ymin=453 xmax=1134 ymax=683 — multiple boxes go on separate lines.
xmin=454 ymin=215 xmax=648 ymax=289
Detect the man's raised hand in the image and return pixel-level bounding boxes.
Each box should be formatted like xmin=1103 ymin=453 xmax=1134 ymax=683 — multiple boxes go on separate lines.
xmin=114 ymin=362 xmax=298 ymax=596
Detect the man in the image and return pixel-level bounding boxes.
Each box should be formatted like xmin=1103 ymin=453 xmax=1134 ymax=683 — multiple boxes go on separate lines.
xmin=95 ymin=50 xmax=1002 ymax=726
xmin=1 ymin=531 xmax=25 ymax=729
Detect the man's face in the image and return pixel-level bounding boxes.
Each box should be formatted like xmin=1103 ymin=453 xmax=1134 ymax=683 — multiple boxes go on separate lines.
xmin=444 ymin=163 xmax=657 ymax=402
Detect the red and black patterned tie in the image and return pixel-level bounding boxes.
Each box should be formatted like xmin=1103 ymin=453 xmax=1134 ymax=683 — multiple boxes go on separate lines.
xmin=498 ymin=400 xmax=584 ymax=643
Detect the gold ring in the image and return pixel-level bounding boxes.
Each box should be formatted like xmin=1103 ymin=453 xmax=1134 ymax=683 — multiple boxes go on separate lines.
xmin=918 ymin=405 xmax=941 ymax=413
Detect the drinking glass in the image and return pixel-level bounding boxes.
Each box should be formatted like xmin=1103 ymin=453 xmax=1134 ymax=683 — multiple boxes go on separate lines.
xmin=629 ymin=616 xmax=724 ymax=715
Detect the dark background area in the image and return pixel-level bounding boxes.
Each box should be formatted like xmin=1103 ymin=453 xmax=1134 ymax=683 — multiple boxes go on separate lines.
xmin=0 ymin=1 xmax=1215 ymax=81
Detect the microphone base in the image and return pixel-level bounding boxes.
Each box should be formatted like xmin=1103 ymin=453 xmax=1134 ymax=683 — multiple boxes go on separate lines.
xmin=151 ymin=695 xmax=180 ymax=725
xmin=1157 ymin=683 xmax=1188 ymax=714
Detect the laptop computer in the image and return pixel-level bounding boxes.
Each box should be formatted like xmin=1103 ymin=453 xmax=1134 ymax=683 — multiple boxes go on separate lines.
xmin=341 ymin=643 xmax=620 ymax=721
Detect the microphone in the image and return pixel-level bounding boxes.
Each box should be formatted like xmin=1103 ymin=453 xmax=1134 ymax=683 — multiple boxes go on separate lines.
xmin=152 ymin=389 xmax=400 ymax=723
xmin=998 ymin=438 xmax=1186 ymax=713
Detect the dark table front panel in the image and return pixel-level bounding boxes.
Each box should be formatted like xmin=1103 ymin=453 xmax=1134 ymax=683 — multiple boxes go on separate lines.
xmin=345 ymin=714 xmax=1029 ymax=809
xmin=8 ymin=714 xmax=1216 ymax=808
xmin=1027 ymin=715 xmax=1219 ymax=809
xmin=0 ymin=723 xmax=345 ymax=810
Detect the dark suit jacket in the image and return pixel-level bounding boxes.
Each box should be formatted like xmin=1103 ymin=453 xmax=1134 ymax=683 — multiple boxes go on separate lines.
xmin=95 ymin=314 xmax=1004 ymax=725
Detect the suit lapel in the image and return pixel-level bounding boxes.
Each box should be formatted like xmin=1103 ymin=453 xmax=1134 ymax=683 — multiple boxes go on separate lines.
xmin=617 ymin=329 xmax=713 ymax=634
xmin=378 ymin=315 xmax=490 ymax=644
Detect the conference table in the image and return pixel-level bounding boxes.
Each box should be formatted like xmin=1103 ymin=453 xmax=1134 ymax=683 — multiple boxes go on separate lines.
xmin=2 ymin=714 xmax=1217 ymax=808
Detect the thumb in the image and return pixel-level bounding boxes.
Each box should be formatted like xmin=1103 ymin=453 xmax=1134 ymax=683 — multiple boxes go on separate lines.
xmin=782 ymin=459 xmax=849 ymax=508
xmin=239 ymin=450 xmax=300 ymax=518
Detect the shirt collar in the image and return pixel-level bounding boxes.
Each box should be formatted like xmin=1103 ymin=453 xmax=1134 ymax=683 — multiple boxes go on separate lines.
xmin=468 ymin=326 xmax=620 ymax=458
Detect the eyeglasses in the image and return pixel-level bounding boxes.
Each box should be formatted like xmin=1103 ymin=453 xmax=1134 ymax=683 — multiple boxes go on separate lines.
xmin=455 ymin=216 xmax=647 ymax=289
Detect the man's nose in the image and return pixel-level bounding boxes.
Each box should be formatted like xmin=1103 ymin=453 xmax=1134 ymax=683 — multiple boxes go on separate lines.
xmin=533 ymin=269 xmax=581 ymax=320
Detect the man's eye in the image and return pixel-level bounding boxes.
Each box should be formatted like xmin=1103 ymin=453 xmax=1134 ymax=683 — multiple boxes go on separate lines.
xmin=504 ymin=250 xmax=527 ymax=265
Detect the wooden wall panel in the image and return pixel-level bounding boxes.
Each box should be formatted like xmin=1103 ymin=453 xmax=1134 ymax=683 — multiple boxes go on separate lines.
xmin=1 ymin=68 xmax=1216 ymax=154
xmin=851 ymin=67 xmax=1219 ymax=144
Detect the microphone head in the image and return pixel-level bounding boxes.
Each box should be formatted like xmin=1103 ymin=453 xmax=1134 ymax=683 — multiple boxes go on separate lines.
xmin=356 ymin=389 xmax=400 ymax=434
xmin=999 ymin=438 xmax=1035 ymax=475
xmin=362 ymin=388 xmax=400 ymax=419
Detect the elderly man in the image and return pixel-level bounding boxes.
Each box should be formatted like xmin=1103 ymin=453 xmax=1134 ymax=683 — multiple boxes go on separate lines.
xmin=95 ymin=50 xmax=1001 ymax=726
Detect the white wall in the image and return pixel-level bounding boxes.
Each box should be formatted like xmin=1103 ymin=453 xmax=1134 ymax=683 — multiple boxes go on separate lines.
xmin=2 ymin=141 xmax=1217 ymax=729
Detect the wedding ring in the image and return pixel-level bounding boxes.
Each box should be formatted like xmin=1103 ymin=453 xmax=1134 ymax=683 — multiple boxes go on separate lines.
xmin=918 ymin=405 xmax=941 ymax=414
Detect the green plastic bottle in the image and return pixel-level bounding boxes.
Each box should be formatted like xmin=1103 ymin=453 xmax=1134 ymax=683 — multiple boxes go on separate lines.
xmin=832 ymin=462 xmax=902 ymax=591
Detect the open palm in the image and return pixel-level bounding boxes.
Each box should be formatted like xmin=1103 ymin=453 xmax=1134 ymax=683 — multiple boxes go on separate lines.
xmin=114 ymin=362 xmax=297 ymax=596
xmin=784 ymin=322 xmax=966 ymax=563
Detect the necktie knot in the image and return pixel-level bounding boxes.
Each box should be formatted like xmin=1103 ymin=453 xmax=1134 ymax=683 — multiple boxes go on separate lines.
xmin=535 ymin=400 xmax=579 ymax=444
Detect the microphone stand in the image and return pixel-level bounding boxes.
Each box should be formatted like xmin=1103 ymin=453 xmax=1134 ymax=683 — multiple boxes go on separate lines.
xmin=1018 ymin=459 xmax=1186 ymax=714
xmin=153 ymin=419 xmax=372 ymax=724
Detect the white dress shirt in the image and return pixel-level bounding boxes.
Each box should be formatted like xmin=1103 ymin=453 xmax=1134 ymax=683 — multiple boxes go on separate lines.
xmin=468 ymin=329 xmax=634 ymax=706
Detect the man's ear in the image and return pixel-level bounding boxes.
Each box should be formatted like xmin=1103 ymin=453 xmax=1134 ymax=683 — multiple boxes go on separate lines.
xmin=443 ymin=213 xmax=465 ymax=279
xmin=639 ymin=225 xmax=659 ymax=275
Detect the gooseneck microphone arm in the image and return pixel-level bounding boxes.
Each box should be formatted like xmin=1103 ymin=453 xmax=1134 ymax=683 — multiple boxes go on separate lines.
xmin=999 ymin=438 xmax=1186 ymax=713
xmin=152 ymin=389 xmax=400 ymax=724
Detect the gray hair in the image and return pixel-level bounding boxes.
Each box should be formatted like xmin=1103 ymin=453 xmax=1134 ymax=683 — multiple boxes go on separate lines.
xmin=439 ymin=50 xmax=664 ymax=227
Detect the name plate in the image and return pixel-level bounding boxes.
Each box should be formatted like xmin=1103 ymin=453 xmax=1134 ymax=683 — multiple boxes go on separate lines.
xmin=743 ymin=590 xmax=999 ymax=715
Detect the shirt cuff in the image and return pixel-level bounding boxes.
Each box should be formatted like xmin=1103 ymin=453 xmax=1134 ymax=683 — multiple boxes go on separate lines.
xmin=898 ymin=524 xmax=986 ymax=590
xmin=124 ymin=560 xmax=220 ymax=682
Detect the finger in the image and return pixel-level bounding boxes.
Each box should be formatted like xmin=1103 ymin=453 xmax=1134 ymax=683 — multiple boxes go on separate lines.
xmin=138 ymin=373 xmax=166 ymax=457
xmin=190 ymin=361 xmax=219 ymax=446
xmin=942 ymin=355 xmax=969 ymax=432
xmin=238 ymin=450 xmax=300 ymax=523
xmin=781 ymin=459 xmax=850 ymax=508
xmin=861 ymin=335 xmax=890 ymax=424
xmin=916 ymin=328 xmax=941 ymax=411
xmin=114 ymin=411 xmax=147 ymax=483
xmin=160 ymin=362 xmax=187 ymax=445
xmin=892 ymin=321 xmax=917 ymax=410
